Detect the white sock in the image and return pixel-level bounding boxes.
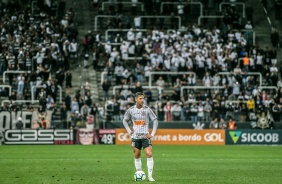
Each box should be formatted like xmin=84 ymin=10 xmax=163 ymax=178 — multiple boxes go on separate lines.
xmin=147 ymin=157 xmax=154 ymax=178
xmin=134 ymin=158 xmax=142 ymax=171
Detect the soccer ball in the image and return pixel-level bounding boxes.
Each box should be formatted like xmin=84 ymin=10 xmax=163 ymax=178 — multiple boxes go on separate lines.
xmin=134 ymin=171 xmax=146 ymax=181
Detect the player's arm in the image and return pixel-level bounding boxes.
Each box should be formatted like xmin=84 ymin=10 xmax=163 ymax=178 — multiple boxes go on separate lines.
xmin=122 ymin=109 xmax=133 ymax=134
xmin=148 ymin=108 xmax=158 ymax=137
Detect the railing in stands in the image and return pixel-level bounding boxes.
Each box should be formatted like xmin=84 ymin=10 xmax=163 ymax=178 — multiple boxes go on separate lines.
xmin=261 ymin=1 xmax=272 ymax=26
xmin=31 ymin=1 xmax=37 ymax=15
xmin=105 ymin=29 xmax=148 ymax=42
xmin=2 ymin=71 xmax=62 ymax=103
xmin=180 ymin=86 xmax=225 ymax=97
xmin=101 ymin=1 xmax=144 ymax=12
xmin=101 ymin=67 xmax=141 ymax=85
xmin=258 ymin=86 xmax=278 ymax=92
xmin=156 ymin=99 xmax=248 ymax=107
xmin=154 ymin=99 xmax=248 ymax=118
xmin=3 ymin=71 xmax=31 ymax=83
xmin=31 ymin=85 xmax=63 ymax=103
xmin=1 ymin=100 xmax=39 ymax=106
xmin=94 ymin=15 xmax=117 ymax=31
xmin=0 ymin=85 xmax=12 ymax=96
xmin=218 ymin=72 xmax=262 ymax=86
xmin=234 ymin=29 xmax=256 ymax=45
xmin=226 ymin=100 xmax=248 ymax=104
xmin=57 ymin=85 xmax=62 ymax=103
xmin=101 ymin=71 xmax=107 ymax=84
xmin=160 ymin=2 xmax=203 ymax=16
xmin=112 ymin=85 xmax=159 ymax=96
xmin=166 ymin=29 xmax=256 ymax=45
xmin=219 ymin=2 xmax=246 ymax=18
xmin=148 ymin=71 xmax=196 ymax=88
xmin=198 ymin=15 xmax=224 ymax=26
xmin=94 ymin=15 xmax=182 ymax=31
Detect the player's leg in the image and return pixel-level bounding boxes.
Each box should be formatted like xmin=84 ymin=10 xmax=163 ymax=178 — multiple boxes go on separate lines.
xmin=132 ymin=139 xmax=142 ymax=171
xmin=143 ymin=139 xmax=155 ymax=181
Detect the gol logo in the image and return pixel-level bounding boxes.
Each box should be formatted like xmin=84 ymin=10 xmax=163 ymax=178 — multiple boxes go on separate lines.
xmin=204 ymin=133 xmax=224 ymax=142
xmin=117 ymin=133 xmax=131 ymax=141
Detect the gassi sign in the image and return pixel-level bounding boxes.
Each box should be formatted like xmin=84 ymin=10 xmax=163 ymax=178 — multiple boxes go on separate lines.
xmin=115 ymin=129 xmax=225 ymax=145
xmin=4 ymin=129 xmax=73 ymax=145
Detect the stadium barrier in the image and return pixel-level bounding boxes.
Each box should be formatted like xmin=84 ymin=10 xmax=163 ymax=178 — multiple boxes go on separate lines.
xmin=0 ymin=129 xmax=101 ymax=145
xmin=116 ymin=129 xmax=282 ymax=145
xmin=2 ymin=128 xmax=282 ymax=145
xmin=3 ymin=129 xmax=74 ymax=145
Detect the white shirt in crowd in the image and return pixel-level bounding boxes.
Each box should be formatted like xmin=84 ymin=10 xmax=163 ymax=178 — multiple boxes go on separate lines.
xmin=134 ymin=16 xmax=141 ymax=28
xmin=104 ymin=43 xmax=112 ymax=54
xmin=213 ymin=74 xmax=221 ymax=86
xmin=203 ymin=75 xmax=213 ymax=87
xmin=249 ymin=56 xmax=255 ymax=67
xmin=114 ymin=65 xmax=124 ymax=77
xmin=127 ymin=29 xmax=135 ymax=41
xmin=256 ymin=54 xmax=263 ymax=65
xmin=177 ymin=4 xmax=184 ymax=15
xmin=270 ymin=65 xmax=278 ymax=76
xmin=17 ymin=76 xmax=25 ymax=85
xmin=164 ymin=58 xmax=171 ymax=70
xmin=69 ymin=41 xmax=78 ymax=52
xmin=245 ymin=22 xmax=253 ymax=30
xmin=36 ymin=49 xmax=45 ymax=64
xmin=144 ymin=64 xmax=152 ymax=77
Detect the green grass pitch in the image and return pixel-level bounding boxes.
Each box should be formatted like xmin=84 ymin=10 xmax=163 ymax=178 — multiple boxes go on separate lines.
xmin=1 ymin=145 xmax=282 ymax=184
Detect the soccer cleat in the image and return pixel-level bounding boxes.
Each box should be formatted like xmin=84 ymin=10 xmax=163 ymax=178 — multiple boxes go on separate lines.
xmin=148 ymin=177 xmax=155 ymax=182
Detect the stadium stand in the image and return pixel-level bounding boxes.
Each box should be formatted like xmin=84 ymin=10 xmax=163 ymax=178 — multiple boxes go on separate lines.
xmin=1 ymin=0 xmax=282 ymax=130
xmin=0 ymin=0 xmax=78 ymax=128
xmin=91 ymin=0 xmax=282 ymax=128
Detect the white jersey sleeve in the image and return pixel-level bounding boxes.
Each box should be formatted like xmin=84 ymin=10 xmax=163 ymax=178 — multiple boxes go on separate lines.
xmin=122 ymin=108 xmax=132 ymax=134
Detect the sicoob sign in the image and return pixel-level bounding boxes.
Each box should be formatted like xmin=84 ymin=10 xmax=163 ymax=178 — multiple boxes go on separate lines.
xmin=226 ymin=130 xmax=282 ymax=145
xmin=115 ymin=129 xmax=225 ymax=145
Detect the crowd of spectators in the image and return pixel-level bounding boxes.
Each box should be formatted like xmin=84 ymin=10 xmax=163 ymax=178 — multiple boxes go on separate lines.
xmin=0 ymin=0 xmax=81 ymax=129
xmin=1 ymin=1 xmax=281 ymax=130
xmin=65 ymin=81 xmax=105 ymax=129
xmin=87 ymin=1 xmax=282 ymax=127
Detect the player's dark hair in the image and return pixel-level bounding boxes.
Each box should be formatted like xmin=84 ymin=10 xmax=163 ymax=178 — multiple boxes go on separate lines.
xmin=135 ymin=92 xmax=145 ymax=98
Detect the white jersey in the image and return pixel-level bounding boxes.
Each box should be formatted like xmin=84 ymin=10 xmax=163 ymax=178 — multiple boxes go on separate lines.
xmin=123 ymin=105 xmax=158 ymax=139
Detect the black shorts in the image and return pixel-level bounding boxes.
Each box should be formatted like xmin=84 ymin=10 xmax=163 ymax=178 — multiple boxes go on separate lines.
xmin=131 ymin=138 xmax=152 ymax=150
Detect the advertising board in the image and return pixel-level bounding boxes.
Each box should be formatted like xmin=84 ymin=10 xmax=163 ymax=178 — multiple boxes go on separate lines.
xmin=115 ymin=129 xmax=225 ymax=145
xmin=0 ymin=111 xmax=33 ymax=130
xmin=99 ymin=129 xmax=116 ymax=144
xmin=3 ymin=129 xmax=74 ymax=145
xmin=226 ymin=130 xmax=282 ymax=145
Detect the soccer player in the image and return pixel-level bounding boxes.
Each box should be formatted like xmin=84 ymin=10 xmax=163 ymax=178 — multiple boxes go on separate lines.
xmin=123 ymin=92 xmax=158 ymax=182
